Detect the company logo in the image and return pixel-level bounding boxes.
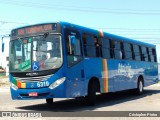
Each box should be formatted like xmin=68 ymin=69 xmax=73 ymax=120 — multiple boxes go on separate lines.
xmin=26 ymin=73 xmax=38 ymax=76
xmin=31 ymin=83 xmax=34 ymax=88
xmin=118 ymin=63 xmax=133 ymax=78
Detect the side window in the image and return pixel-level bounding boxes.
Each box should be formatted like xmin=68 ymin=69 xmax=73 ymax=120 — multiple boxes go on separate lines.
xmin=101 ymin=38 xmax=110 ymax=59
xmin=141 ymin=46 xmax=148 ymax=61
xmin=133 ymin=45 xmax=141 ymax=61
xmin=152 ymin=48 xmax=157 ymax=62
xmin=124 ymin=43 xmax=132 ymax=60
xmin=148 ymin=48 xmax=157 ymax=62
xmin=65 ymin=29 xmax=82 ymax=67
xmin=139 ymin=46 xmax=143 ymax=61
xmin=83 ymin=33 xmax=96 ymax=57
xmin=110 ymin=40 xmax=115 ymax=59
xmin=120 ymin=42 xmax=125 ymax=59
xmin=114 ymin=41 xmax=122 ymax=59
xmin=147 ymin=47 xmax=151 ymax=62
xmin=131 ymin=44 xmax=135 ymax=60
xmin=149 ymin=48 xmax=154 ymax=62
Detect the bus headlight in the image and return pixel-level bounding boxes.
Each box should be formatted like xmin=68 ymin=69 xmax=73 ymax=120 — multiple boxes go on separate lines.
xmin=11 ymin=83 xmax=18 ymax=90
xmin=49 ymin=77 xmax=66 ymax=89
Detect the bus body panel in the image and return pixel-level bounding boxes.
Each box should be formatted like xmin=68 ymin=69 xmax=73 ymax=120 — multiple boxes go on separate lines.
xmin=82 ymin=57 xmax=158 ymax=94
xmin=107 ymin=59 xmax=158 ymax=92
xmin=10 ymin=68 xmax=68 ymax=99
xmin=65 ymin=60 xmax=86 ymax=98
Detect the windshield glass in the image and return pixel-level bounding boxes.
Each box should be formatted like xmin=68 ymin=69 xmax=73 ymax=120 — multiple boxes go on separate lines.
xmin=9 ymin=34 xmax=62 ymax=72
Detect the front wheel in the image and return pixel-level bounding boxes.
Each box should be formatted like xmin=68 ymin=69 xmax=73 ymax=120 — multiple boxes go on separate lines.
xmin=46 ymin=98 xmax=54 ymax=104
xmin=87 ymin=82 xmax=96 ymax=106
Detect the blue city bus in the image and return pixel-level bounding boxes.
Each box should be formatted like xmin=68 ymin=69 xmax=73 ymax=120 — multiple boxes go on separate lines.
xmin=9 ymin=22 xmax=158 ymax=105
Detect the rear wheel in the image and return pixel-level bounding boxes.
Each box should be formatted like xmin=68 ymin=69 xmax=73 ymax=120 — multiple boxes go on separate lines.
xmin=87 ymin=82 xmax=96 ymax=106
xmin=136 ymin=79 xmax=144 ymax=95
xmin=46 ymin=98 xmax=53 ymax=104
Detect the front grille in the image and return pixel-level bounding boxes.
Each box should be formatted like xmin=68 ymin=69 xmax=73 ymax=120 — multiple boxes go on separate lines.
xmin=15 ymin=74 xmax=52 ymax=82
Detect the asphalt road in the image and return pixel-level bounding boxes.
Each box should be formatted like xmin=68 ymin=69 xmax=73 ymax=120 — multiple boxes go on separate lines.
xmin=0 ymin=82 xmax=160 ymax=120
xmin=0 ymin=83 xmax=160 ymax=111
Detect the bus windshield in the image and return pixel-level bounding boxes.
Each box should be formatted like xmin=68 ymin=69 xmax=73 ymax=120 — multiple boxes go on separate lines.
xmin=9 ymin=34 xmax=62 ymax=72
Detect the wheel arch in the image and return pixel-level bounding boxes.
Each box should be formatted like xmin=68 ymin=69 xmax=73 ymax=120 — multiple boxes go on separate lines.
xmin=88 ymin=77 xmax=100 ymax=93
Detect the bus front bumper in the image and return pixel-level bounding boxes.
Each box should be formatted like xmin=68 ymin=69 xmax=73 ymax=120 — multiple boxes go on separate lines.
xmin=10 ymin=85 xmax=66 ymax=100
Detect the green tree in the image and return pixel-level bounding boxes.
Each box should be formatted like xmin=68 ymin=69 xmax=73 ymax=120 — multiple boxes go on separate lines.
xmin=0 ymin=66 xmax=4 ymax=70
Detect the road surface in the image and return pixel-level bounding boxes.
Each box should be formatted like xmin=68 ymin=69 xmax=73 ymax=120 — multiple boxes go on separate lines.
xmin=0 ymin=78 xmax=160 ymax=119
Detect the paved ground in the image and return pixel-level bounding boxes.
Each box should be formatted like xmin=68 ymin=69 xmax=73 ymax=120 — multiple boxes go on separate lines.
xmin=0 ymin=78 xmax=160 ymax=120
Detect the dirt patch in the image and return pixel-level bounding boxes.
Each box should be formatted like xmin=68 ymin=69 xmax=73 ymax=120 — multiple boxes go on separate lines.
xmin=0 ymin=77 xmax=10 ymax=87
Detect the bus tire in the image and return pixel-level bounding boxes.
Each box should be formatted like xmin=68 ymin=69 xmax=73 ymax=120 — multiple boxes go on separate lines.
xmin=136 ymin=78 xmax=144 ymax=95
xmin=87 ymin=81 xmax=96 ymax=106
xmin=46 ymin=98 xmax=53 ymax=104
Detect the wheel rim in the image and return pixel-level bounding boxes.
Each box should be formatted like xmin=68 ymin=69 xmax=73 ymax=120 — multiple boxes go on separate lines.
xmin=139 ymin=81 xmax=143 ymax=93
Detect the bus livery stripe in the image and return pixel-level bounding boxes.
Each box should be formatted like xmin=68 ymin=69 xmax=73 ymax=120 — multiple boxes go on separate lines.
xmin=13 ymin=78 xmax=17 ymax=85
xmin=17 ymin=81 xmax=21 ymax=88
xmin=102 ymin=59 xmax=108 ymax=93
xmin=11 ymin=75 xmax=26 ymax=88
xmin=21 ymin=83 xmax=26 ymax=88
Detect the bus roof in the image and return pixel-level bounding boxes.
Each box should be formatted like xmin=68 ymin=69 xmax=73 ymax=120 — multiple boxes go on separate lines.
xmin=59 ymin=21 xmax=156 ymax=48
xmin=11 ymin=21 xmax=155 ymax=48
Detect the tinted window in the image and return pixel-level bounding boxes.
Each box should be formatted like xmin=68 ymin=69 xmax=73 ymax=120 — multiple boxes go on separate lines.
xmin=114 ymin=41 xmax=122 ymax=59
xmin=133 ymin=45 xmax=141 ymax=61
xmin=152 ymin=48 xmax=157 ymax=62
xmin=141 ymin=46 xmax=148 ymax=61
xmin=131 ymin=44 xmax=135 ymax=60
xmin=110 ymin=40 xmax=115 ymax=59
xmin=146 ymin=47 xmax=151 ymax=61
xmin=83 ymin=33 xmax=96 ymax=57
xmin=65 ymin=29 xmax=82 ymax=67
xmin=101 ymin=38 xmax=110 ymax=59
xmin=124 ymin=43 xmax=132 ymax=60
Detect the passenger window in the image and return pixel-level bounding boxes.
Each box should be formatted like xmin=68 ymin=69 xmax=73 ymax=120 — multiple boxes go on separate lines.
xmin=152 ymin=48 xmax=157 ymax=62
xmin=110 ymin=40 xmax=115 ymax=59
xmin=120 ymin=42 xmax=125 ymax=59
xmin=114 ymin=41 xmax=122 ymax=59
xmin=131 ymin=44 xmax=135 ymax=60
xmin=149 ymin=48 xmax=154 ymax=62
xmin=133 ymin=45 xmax=140 ymax=61
xmin=101 ymin=38 xmax=110 ymax=59
xmin=146 ymin=48 xmax=157 ymax=62
xmin=83 ymin=33 xmax=96 ymax=57
xmin=146 ymin=47 xmax=151 ymax=62
xmin=141 ymin=46 xmax=148 ymax=61
xmin=65 ymin=28 xmax=82 ymax=67
xmin=124 ymin=43 xmax=132 ymax=60
xmin=139 ymin=46 xmax=143 ymax=61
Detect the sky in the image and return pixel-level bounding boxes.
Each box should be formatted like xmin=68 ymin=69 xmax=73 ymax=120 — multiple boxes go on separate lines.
xmin=0 ymin=0 xmax=160 ymax=68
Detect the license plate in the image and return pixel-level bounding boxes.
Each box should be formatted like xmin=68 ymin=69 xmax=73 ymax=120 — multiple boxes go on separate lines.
xmin=28 ymin=92 xmax=38 ymax=97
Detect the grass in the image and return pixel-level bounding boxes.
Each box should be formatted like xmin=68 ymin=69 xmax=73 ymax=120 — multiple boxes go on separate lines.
xmin=0 ymin=83 xmax=9 ymax=87
xmin=0 ymin=76 xmax=9 ymax=87
xmin=0 ymin=76 xmax=8 ymax=78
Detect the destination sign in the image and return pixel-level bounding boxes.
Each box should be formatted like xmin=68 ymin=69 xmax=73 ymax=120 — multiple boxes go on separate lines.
xmin=12 ymin=24 xmax=57 ymax=36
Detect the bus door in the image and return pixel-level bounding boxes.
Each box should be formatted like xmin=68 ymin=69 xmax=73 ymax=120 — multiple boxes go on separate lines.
xmin=64 ymin=28 xmax=85 ymax=97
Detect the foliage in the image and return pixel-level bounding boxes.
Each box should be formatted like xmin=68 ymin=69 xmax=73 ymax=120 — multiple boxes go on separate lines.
xmin=0 ymin=66 xmax=4 ymax=70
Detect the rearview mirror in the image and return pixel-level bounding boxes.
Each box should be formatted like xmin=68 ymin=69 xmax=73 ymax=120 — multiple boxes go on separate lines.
xmin=70 ymin=35 xmax=76 ymax=45
xmin=1 ymin=37 xmax=4 ymax=52
xmin=2 ymin=42 xmax=4 ymax=52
